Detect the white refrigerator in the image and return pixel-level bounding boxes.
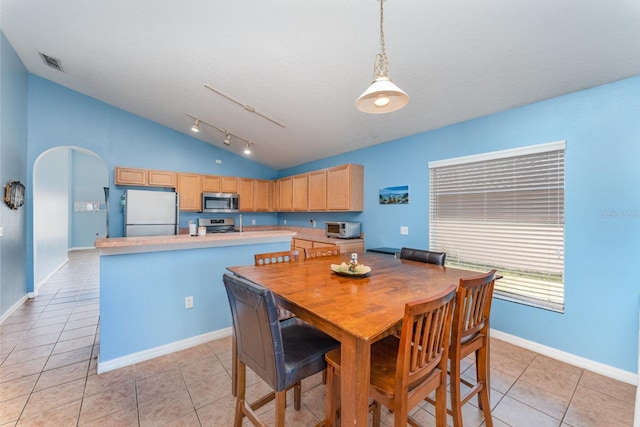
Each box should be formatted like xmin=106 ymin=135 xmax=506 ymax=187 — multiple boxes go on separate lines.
xmin=123 ymin=189 xmax=179 ymax=237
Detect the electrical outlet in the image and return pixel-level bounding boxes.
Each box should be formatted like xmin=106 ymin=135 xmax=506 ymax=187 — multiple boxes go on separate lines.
xmin=251 ymin=219 xmax=256 ymax=225
xmin=310 ymin=219 xmax=316 ymax=228
xmin=215 ymin=159 xmax=222 ymax=164
xmin=283 ymin=219 xmax=287 ymax=225
xmin=185 ymin=296 xmax=194 ymax=309
xmin=400 ymin=226 xmax=409 ymax=235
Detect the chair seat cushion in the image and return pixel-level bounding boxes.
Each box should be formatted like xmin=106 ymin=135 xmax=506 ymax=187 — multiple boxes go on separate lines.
xmin=281 ymin=317 xmax=340 ymax=388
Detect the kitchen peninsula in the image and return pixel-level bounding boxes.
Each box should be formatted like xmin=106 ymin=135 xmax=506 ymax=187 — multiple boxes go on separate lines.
xmin=94 ymin=230 xmax=295 ymax=373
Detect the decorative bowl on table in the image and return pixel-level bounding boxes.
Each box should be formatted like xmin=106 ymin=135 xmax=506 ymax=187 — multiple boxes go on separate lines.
xmin=330 ymin=262 xmax=371 ymax=278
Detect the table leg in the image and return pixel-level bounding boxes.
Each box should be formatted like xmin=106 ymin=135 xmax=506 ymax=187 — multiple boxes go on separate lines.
xmin=339 ymin=334 xmax=371 ymax=426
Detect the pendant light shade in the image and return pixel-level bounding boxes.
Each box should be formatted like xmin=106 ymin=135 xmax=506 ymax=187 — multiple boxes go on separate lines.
xmin=355 ymin=76 xmax=409 ymax=114
xmin=356 ymin=0 xmax=408 ymax=114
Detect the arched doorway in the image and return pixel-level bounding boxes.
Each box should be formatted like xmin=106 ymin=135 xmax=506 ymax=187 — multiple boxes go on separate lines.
xmin=32 ymin=147 xmax=108 ymax=291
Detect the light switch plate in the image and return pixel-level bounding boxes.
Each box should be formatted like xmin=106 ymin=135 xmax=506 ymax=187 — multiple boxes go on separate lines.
xmin=0 ymin=226 xmax=3 ymax=237
xmin=400 ymin=226 xmax=409 ymax=235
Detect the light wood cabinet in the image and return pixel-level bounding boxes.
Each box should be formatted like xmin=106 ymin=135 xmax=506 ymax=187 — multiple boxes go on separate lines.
xmin=177 ymin=173 xmax=202 ymax=212
xmin=238 ymin=178 xmax=254 ymax=211
xmin=221 ymin=176 xmax=239 ymax=193
xmin=292 ymin=174 xmax=308 ymax=211
xmin=307 ymin=170 xmax=327 ymax=211
xmin=292 ymin=238 xmax=364 ymax=255
xmin=147 ymin=170 xmax=176 ymax=187
xmin=115 ymin=167 xmax=147 ymax=186
xmin=268 ymin=180 xmax=278 ymax=212
xmin=113 ymin=163 xmax=363 ymax=212
xmin=253 ymin=179 xmax=270 ymax=211
xmin=278 ymin=177 xmax=293 ymax=211
xmin=202 ymin=175 xmax=221 ymax=193
xmin=327 ymin=164 xmax=364 ymax=211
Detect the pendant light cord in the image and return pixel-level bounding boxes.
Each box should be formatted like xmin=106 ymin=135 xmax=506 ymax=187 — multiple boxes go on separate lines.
xmin=374 ymin=0 xmax=390 ymax=78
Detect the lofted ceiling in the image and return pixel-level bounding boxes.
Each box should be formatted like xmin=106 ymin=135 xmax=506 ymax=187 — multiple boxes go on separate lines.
xmin=3 ymin=0 xmax=640 ymax=170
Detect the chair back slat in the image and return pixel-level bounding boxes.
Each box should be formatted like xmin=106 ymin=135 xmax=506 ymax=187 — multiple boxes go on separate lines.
xmin=304 ymin=246 xmax=340 ymax=259
xmin=455 ymin=270 xmax=497 ymax=341
xmin=255 ymin=250 xmax=299 ymax=266
xmin=397 ymin=284 xmax=457 ymax=389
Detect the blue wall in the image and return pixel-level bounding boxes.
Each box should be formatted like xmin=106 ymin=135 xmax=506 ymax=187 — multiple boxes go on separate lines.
xmin=5 ymin=29 xmax=639 ymax=373
xmin=100 ymin=240 xmax=290 ymax=362
xmin=25 ymin=76 xmax=280 ymax=292
xmin=0 ymin=31 xmax=28 ymax=317
xmin=70 ymin=150 xmax=109 ymax=247
xmin=281 ymin=76 xmax=640 ymax=373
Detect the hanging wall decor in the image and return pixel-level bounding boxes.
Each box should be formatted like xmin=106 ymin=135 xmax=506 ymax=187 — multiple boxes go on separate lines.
xmin=4 ymin=181 xmax=25 ymax=210
xmin=379 ymin=185 xmax=409 ymax=204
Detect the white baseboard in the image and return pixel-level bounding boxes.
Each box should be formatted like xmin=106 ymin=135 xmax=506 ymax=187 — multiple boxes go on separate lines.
xmin=33 ymin=257 xmax=69 ymax=295
xmin=0 ymin=294 xmax=29 ymax=324
xmin=491 ymin=328 xmax=638 ymax=386
xmin=97 ymin=327 xmax=233 ymax=374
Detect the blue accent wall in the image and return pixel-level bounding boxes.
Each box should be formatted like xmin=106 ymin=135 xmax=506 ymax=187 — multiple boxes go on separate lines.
xmin=99 ymin=241 xmax=289 ymax=362
xmin=280 ymin=76 xmax=640 ymax=373
xmin=70 ymin=150 xmax=109 ymax=247
xmin=0 ymin=31 xmax=28 ymax=317
xmin=3 ymin=30 xmax=638 ymax=373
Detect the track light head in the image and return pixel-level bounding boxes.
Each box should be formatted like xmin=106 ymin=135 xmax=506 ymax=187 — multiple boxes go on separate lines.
xmin=223 ymin=134 xmax=232 ymax=145
xmin=191 ymin=119 xmax=200 ymax=133
xmin=244 ymin=143 xmax=252 ymax=155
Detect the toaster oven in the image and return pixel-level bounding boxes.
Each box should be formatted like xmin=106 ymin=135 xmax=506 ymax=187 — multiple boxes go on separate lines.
xmin=324 ymin=221 xmax=361 ymax=239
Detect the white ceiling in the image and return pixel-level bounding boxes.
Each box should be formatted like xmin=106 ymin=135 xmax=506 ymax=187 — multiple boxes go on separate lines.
xmin=3 ymin=0 xmax=640 ymax=170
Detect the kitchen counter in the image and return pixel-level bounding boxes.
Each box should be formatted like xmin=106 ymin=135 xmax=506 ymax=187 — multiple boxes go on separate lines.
xmin=96 ymin=230 xmax=294 ymax=372
xmin=95 ymin=230 xmax=296 ymax=255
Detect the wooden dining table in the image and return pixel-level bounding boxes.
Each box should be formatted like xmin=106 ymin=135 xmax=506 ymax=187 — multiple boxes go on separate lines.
xmin=227 ymin=252 xmax=484 ymax=426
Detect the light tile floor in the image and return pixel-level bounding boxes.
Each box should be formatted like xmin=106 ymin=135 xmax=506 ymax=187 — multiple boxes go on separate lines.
xmin=0 ymin=249 xmax=636 ymax=426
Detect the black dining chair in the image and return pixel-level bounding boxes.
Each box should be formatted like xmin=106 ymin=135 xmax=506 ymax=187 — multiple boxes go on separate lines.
xmin=222 ymin=273 xmax=339 ymax=427
xmin=399 ymin=247 xmax=446 ymax=266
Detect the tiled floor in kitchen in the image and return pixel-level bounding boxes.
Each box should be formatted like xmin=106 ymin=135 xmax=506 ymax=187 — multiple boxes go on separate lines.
xmin=0 ymin=249 xmax=636 ymax=426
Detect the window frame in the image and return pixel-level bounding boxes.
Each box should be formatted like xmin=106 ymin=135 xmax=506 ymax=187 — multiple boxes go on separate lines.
xmin=428 ymin=141 xmax=566 ymax=312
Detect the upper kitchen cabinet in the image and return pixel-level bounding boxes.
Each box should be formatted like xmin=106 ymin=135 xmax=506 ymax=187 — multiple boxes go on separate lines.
xmin=238 ymin=178 xmax=254 ymax=211
xmin=177 ymin=173 xmax=202 ymax=212
xmin=268 ymin=180 xmax=278 ymax=212
xmin=115 ymin=167 xmax=147 ymax=186
xmin=202 ymin=175 xmax=221 ymax=193
xmin=292 ymin=174 xmax=308 ymax=211
xmin=278 ymin=177 xmax=293 ymax=211
xmin=221 ymin=176 xmax=239 ymax=193
xmin=307 ymin=170 xmax=327 ymax=211
xmin=253 ymin=179 xmax=271 ymax=212
xmin=326 ymin=164 xmax=364 ymax=211
xmin=147 ymin=170 xmax=176 ymax=187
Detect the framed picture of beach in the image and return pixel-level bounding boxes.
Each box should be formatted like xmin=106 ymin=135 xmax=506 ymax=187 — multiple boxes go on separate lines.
xmin=379 ymin=185 xmax=409 ymax=204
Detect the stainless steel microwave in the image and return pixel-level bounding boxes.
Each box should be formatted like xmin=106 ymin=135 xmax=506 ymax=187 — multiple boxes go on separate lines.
xmin=325 ymin=221 xmax=361 ymax=239
xmin=201 ymin=192 xmax=240 ymax=213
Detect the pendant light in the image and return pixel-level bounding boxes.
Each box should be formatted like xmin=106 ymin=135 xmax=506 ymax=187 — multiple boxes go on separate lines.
xmin=356 ymin=0 xmax=408 ymax=114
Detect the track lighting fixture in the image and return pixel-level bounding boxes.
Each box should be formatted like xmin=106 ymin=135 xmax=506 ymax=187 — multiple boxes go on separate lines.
xmin=185 ymin=113 xmax=252 ymax=152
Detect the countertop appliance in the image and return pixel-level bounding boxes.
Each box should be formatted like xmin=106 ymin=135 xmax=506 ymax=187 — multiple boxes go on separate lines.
xmin=198 ymin=217 xmax=238 ymax=233
xmin=201 ymin=192 xmax=239 ymax=213
xmin=325 ymin=221 xmax=361 ymax=239
xmin=123 ymin=189 xmax=179 ymax=237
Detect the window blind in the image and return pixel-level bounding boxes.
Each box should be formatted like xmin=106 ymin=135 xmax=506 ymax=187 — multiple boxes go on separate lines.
xmin=429 ymin=141 xmax=565 ymax=312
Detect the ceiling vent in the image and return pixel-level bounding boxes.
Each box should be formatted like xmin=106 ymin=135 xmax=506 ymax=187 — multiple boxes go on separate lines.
xmin=38 ymin=52 xmax=63 ymax=72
